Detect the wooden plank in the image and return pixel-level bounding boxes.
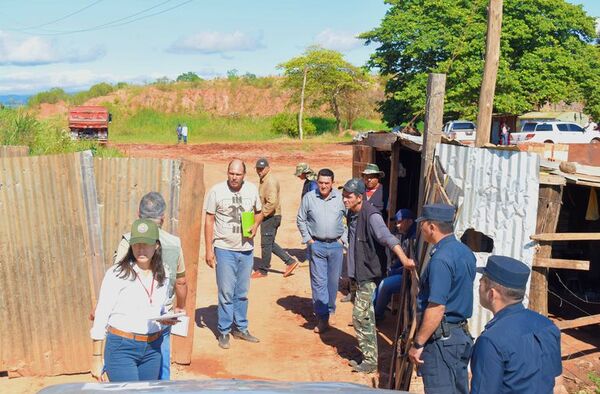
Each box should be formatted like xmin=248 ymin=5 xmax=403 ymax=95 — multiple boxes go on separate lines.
xmin=352 ymin=144 xmax=375 ymax=178
xmin=387 ymin=141 xmax=400 ymax=228
xmin=417 ymin=73 xmax=446 ymax=217
xmin=171 ymin=160 xmax=204 ymax=365
xmin=556 ymin=314 xmax=600 ymax=330
xmin=539 ymin=173 xmax=566 ymax=186
xmin=531 ymin=233 xmax=600 ymax=242
xmin=364 ymin=132 xmax=397 ymax=151
xmin=532 ymin=258 xmax=589 ymax=271
xmin=475 ymin=0 xmax=503 ymax=147
xmin=530 ymin=184 xmax=563 ymax=316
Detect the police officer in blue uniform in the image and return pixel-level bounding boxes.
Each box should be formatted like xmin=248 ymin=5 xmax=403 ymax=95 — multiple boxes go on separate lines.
xmin=471 ymin=255 xmax=562 ymax=393
xmin=408 ymin=203 xmax=476 ymax=394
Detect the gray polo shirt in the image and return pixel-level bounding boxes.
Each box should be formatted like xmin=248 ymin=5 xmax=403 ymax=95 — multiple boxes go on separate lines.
xmin=296 ymin=189 xmax=346 ymax=244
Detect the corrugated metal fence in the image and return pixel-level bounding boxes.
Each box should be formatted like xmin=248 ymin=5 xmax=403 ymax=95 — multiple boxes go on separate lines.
xmin=0 ymin=151 xmax=203 ymax=376
xmin=0 ymin=145 xmax=29 ymax=158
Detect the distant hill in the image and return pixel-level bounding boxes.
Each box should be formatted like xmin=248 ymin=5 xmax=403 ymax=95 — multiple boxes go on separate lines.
xmin=0 ymin=94 xmax=29 ymax=107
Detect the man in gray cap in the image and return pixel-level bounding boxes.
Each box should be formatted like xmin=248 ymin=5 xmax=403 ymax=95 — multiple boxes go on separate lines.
xmin=408 ymin=203 xmax=476 ymax=394
xmin=341 ymin=178 xmax=415 ymax=374
xmin=471 ymin=255 xmax=562 ymax=393
xmin=294 ymin=162 xmax=318 ymax=200
xmin=252 ymin=158 xmax=299 ymax=278
xmin=361 ymin=163 xmax=386 ymax=216
xmin=111 ymin=191 xmax=187 ymax=380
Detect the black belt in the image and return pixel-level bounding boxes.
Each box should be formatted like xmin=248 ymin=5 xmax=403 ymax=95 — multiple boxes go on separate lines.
xmin=430 ymin=320 xmax=468 ymax=341
xmin=313 ymin=237 xmax=339 ymax=243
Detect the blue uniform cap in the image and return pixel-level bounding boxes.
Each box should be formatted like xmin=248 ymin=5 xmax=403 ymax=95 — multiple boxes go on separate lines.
xmin=342 ymin=178 xmax=366 ymax=195
xmin=395 ymin=209 xmax=414 ymax=221
xmin=481 ymin=255 xmax=530 ymax=290
xmin=415 ymin=203 xmax=455 ymax=223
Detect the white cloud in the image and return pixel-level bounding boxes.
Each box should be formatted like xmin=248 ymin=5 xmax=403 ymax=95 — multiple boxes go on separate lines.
xmin=167 ymin=31 xmax=264 ymax=54
xmin=314 ymin=29 xmax=364 ymax=51
xmin=0 ymin=70 xmax=157 ymax=94
xmin=0 ymin=31 xmax=105 ymax=66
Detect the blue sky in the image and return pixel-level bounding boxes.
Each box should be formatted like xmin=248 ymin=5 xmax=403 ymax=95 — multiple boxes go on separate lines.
xmin=0 ymin=0 xmax=598 ymax=95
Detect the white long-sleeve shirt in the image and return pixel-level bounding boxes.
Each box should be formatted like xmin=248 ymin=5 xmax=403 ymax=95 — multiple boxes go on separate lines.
xmin=90 ymin=263 xmax=170 ymax=340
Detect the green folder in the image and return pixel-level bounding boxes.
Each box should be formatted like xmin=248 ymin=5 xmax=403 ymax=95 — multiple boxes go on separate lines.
xmin=241 ymin=211 xmax=255 ymax=237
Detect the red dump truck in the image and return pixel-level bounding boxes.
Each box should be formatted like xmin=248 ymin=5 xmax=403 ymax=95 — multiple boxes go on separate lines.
xmin=68 ymin=106 xmax=111 ymax=144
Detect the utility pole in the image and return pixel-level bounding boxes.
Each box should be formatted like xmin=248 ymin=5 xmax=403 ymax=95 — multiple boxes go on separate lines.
xmin=418 ymin=73 xmax=446 ymax=216
xmin=475 ymin=0 xmax=503 ymax=147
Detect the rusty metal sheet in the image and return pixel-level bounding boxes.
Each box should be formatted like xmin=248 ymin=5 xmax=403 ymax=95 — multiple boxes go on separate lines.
xmin=0 ymin=151 xmax=101 ymax=376
xmin=93 ymin=157 xmax=181 ymax=271
xmin=0 ymin=145 xmax=29 ymax=158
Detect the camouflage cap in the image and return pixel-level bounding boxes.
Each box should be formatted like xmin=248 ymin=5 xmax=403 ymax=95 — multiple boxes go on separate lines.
xmin=130 ymin=218 xmax=160 ymax=245
xmin=294 ymin=162 xmax=311 ymax=176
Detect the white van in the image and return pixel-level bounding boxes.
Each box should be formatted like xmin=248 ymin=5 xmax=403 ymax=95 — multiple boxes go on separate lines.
xmin=510 ymin=121 xmax=600 ymax=144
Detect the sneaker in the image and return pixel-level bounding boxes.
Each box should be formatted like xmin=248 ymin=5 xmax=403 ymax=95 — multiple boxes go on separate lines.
xmin=348 ymin=359 xmax=360 ymax=368
xmin=218 ymin=334 xmax=230 ymax=349
xmin=283 ymin=260 xmax=300 ymax=277
xmin=313 ymin=319 xmax=329 ymax=334
xmin=231 ymin=330 xmax=260 ymax=343
xmin=340 ymin=293 xmax=352 ymax=303
xmin=352 ymin=362 xmax=377 ymax=374
xmin=251 ymin=271 xmax=267 ymax=279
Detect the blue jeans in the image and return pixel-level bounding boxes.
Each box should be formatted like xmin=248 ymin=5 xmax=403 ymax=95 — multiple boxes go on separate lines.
xmin=158 ymin=327 xmax=170 ymax=380
xmin=104 ymin=332 xmax=162 ymax=382
xmin=308 ymin=241 xmax=343 ymax=319
xmin=215 ymin=247 xmax=254 ymax=335
xmin=373 ymin=273 xmax=403 ymax=320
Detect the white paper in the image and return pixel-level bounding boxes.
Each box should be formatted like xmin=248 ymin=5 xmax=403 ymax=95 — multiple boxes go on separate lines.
xmin=171 ymin=315 xmax=189 ymax=337
xmin=147 ymin=311 xmax=186 ymax=321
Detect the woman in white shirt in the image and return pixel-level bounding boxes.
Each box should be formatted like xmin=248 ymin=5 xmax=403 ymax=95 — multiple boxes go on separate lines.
xmin=90 ymin=218 xmax=175 ymax=382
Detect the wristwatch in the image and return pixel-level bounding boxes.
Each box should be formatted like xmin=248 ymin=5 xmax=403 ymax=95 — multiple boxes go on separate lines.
xmin=413 ymin=340 xmax=424 ymax=349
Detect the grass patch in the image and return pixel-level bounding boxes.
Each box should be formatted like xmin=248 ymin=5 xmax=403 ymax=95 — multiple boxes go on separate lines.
xmin=353 ymin=118 xmax=390 ymax=131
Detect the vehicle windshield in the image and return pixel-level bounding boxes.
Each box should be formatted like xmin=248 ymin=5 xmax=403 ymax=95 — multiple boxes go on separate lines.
xmin=521 ymin=122 xmax=537 ymax=132
xmin=453 ymin=122 xmax=475 ymax=130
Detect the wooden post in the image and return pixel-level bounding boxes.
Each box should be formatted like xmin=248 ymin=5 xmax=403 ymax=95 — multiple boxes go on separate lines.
xmin=475 ymin=0 xmax=503 ymax=147
xmin=298 ymin=66 xmax=308 ymax=141
xmin=417 ymin=73 xmax=446 ymax=216
xmin=172 ymin=160 xmax=205 ymax=365
xmin=530 ymin=184 xmax=563 ymax=315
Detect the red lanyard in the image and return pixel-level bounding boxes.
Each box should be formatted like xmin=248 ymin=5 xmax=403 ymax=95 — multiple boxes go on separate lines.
xmin=136 ymin=274 xmax=155 ymax=305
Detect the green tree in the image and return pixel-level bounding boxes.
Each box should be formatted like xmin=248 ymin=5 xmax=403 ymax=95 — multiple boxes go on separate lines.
xmin=361 ymin=0 xmax=600 ymax=124
xmin=176 ymin=71 xmax=203 ymax=82
xmin=278 ymin=46 xmax=371 ymax=136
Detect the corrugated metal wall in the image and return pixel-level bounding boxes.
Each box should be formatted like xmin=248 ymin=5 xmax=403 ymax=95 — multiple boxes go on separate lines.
xmin=0 ymin=145 xmax=29 ymax=158
xmin=93 ymin=157 xmax=181 ymax=271
xmin=0 ymin=152 xmax=100 ymax=376
xmin=436 ymin=144 xmax=540 ymax=335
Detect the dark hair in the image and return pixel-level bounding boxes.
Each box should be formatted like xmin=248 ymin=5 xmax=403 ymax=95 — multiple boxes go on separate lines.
xmin=430 ymin=220 xmax=454 ymax=234
xmin=482 ymin=276 xmax=526 ymax=303
xmin=317 ymin=168 xmax=334 ymax=181
xmin=115 ymin=242 xmax=166 ymax=287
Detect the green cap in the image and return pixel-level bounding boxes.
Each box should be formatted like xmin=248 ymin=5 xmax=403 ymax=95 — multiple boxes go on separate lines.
xmin=294 ymin=162 xmax=311 ymax=176
xmin=130 ymin=218 xmax=159 ymax=245
xmin=361 ymin=163 xmax=384 ymax=178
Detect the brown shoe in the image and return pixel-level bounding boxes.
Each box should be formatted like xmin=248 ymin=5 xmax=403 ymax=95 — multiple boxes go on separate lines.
xmin=314 ymin=319 xmax=329 ymax=334
xmin=251 ymin=271 xmax=267 ymax=279
xmin=283 ymin=261 xmax=299 ymax=277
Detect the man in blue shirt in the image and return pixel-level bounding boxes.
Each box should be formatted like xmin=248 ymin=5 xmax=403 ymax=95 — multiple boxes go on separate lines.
xmin=471 ymin=255 xmax=562 ymax=393
xmin=297 ymin=168 xmax=346 ymax=334
xmin=408 ymin=203 xmax=476 ymax=394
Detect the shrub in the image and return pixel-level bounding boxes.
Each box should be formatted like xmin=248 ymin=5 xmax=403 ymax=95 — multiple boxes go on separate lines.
xmin=28 ymin=88 xmax=69 ymax=107
xmin=271 ymin=113 xmax=316 ymax=137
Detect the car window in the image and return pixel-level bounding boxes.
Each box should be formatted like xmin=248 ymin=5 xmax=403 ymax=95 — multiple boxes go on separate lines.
xmin=535 ymin=123 xmax=552 ymax=132
xmin=522 ymin=123 xmax=537 ymax=132
xmin=452 ymin=122 xmax=475 ymax=130
xmin=557 ymin=124 xmax=569 ymax=132
xmin=568 ymin=123 xmax=584 ymax=132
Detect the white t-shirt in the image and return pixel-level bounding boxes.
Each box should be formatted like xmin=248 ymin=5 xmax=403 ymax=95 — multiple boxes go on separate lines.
xmin=181 ymin=126 xmax=188 ymax=137
xmin=90 ymin=264 xmax=170 ymax=340
xmin=204 ymin=180 xmax=262 ymax=251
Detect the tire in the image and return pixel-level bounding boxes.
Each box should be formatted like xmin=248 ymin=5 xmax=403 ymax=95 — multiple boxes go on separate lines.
xmin=544 ymin=140 xmax=554 ymax=144
xmin=591 ymin=138 xmax=600 ymax=144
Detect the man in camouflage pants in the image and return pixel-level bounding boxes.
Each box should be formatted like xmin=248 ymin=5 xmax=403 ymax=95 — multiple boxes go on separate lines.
xmin=341 ymin=179 xmax=415 ymax=373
